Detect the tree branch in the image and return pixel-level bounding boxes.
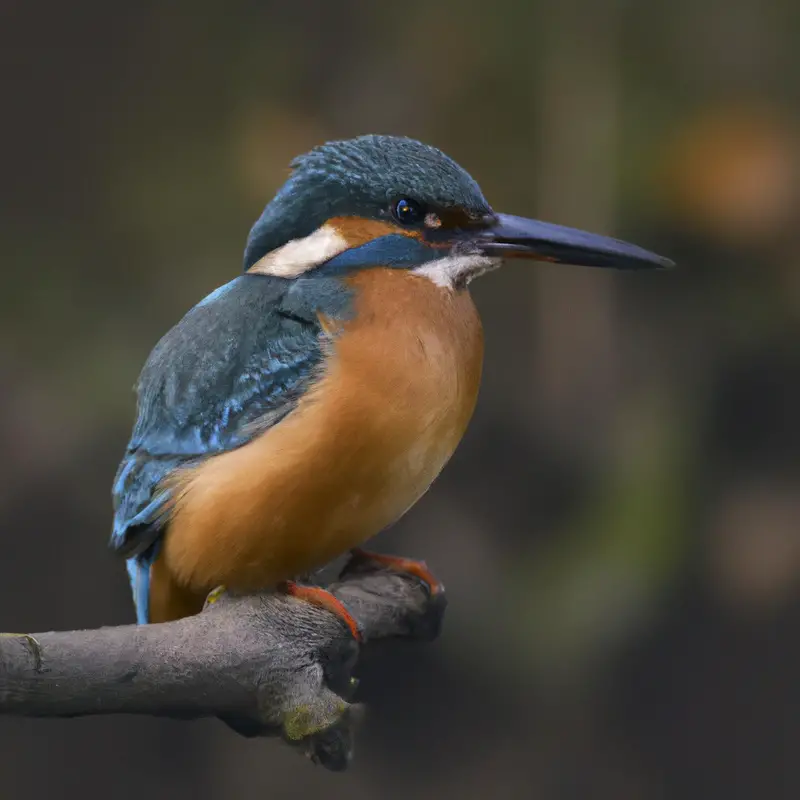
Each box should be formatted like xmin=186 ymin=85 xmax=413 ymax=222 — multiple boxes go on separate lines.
xmin=0 ymin=556 xmax=446 ymax=771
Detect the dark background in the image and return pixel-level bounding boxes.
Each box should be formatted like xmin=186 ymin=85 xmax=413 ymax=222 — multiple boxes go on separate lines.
xmin=1 ymin=1 xmax=799 ymax=798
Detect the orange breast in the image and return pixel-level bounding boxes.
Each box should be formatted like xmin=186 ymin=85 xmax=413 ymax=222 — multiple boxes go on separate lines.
xmin=160 ymin=268 xmax=484 ymax=595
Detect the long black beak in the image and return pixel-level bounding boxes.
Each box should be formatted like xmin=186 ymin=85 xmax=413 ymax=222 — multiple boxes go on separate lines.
xmin=474 ymin=213 xmax=673 ymax=270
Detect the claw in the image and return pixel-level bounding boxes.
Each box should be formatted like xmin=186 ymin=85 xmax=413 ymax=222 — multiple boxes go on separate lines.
xmin=281 ymin=582 xmax=361 ymax=642
xmin=349 ymin=549 xmax=443 ymax=595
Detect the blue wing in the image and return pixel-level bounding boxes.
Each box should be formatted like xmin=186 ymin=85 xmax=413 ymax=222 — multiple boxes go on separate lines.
xmin=111 ymin=273 xmax=337 ymax=622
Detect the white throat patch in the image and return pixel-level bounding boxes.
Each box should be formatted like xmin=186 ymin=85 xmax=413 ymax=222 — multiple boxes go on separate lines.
xmin=248 ymin=224 xmax=348 ymax=278
xmin=412 ymin=254 xmax=501 ymax=289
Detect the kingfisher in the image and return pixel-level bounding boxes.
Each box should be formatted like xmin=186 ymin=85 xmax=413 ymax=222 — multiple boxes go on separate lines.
xmin=111 ymin=135 xmax=671 ymax=632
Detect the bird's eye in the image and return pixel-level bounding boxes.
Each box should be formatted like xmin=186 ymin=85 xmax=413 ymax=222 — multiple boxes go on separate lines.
xmin=393 ymin=198 xmax=424 ymax=225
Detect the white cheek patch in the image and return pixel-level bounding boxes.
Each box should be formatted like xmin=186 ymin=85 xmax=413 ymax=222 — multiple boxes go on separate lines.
xmin=248 ymin=224 xmax=349 ymax=278
xmin=413 ymin=254 xmax=501 ymax=289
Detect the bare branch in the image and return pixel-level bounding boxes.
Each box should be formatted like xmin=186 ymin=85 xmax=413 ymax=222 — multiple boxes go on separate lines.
xmin=0 ymin=557 xmax=446 ymax=771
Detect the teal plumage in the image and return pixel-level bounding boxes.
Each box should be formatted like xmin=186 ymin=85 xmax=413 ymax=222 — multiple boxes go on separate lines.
xmin=112 ymin=274 xmax=351 ymax=621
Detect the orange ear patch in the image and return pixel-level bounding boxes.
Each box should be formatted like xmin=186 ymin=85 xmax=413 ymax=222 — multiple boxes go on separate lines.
xmin=328 ymin=216 xmax=424 ymax=247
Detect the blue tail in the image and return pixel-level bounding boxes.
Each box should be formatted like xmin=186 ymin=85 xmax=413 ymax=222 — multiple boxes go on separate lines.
xmin=126 ymin=556 xmax=152 ymax=624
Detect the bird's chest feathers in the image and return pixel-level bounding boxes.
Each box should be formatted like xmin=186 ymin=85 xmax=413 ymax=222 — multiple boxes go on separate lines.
xmin=328 ymin=268 xmax=484 ymax=493
xmin=162 ymin=269 xmax=483 ymax=591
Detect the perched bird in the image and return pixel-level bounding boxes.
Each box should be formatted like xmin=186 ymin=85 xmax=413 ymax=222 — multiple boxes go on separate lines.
xmin=111 ymin=135 xmax=671 ymax=630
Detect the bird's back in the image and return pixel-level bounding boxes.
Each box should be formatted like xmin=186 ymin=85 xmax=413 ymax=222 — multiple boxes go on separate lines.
xmin=112 ymin=273 xmax=327 ymax=621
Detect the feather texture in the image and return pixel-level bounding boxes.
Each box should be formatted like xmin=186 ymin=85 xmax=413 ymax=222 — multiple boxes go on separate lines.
xmin=111 ymin=273 xmax=352 ymax=621
xmin=154 ymin=268 xmax=483 ymax=619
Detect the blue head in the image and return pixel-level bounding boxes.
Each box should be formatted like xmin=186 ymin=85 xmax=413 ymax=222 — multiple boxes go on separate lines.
xmin=244 ymin=135 xmax=671 ymax=286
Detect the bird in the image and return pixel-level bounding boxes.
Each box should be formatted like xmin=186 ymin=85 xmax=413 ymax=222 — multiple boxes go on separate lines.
xmin=111 ymin=135 xmax=672 ymax=631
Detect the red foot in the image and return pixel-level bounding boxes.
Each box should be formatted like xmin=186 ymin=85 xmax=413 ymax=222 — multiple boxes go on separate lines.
xmin=350 ymin=549 xmax=443 ymax=596
xmin=281 ymin=581 xmax=361 ymax=642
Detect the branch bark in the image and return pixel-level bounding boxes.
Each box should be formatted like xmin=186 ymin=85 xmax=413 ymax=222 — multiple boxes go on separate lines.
xmin=0 ymin=556 xmax=446 ymax=771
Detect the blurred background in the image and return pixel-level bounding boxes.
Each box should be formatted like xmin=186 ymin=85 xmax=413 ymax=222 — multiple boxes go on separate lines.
xmin=1 ymin=1 xmax=798 ymax=798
